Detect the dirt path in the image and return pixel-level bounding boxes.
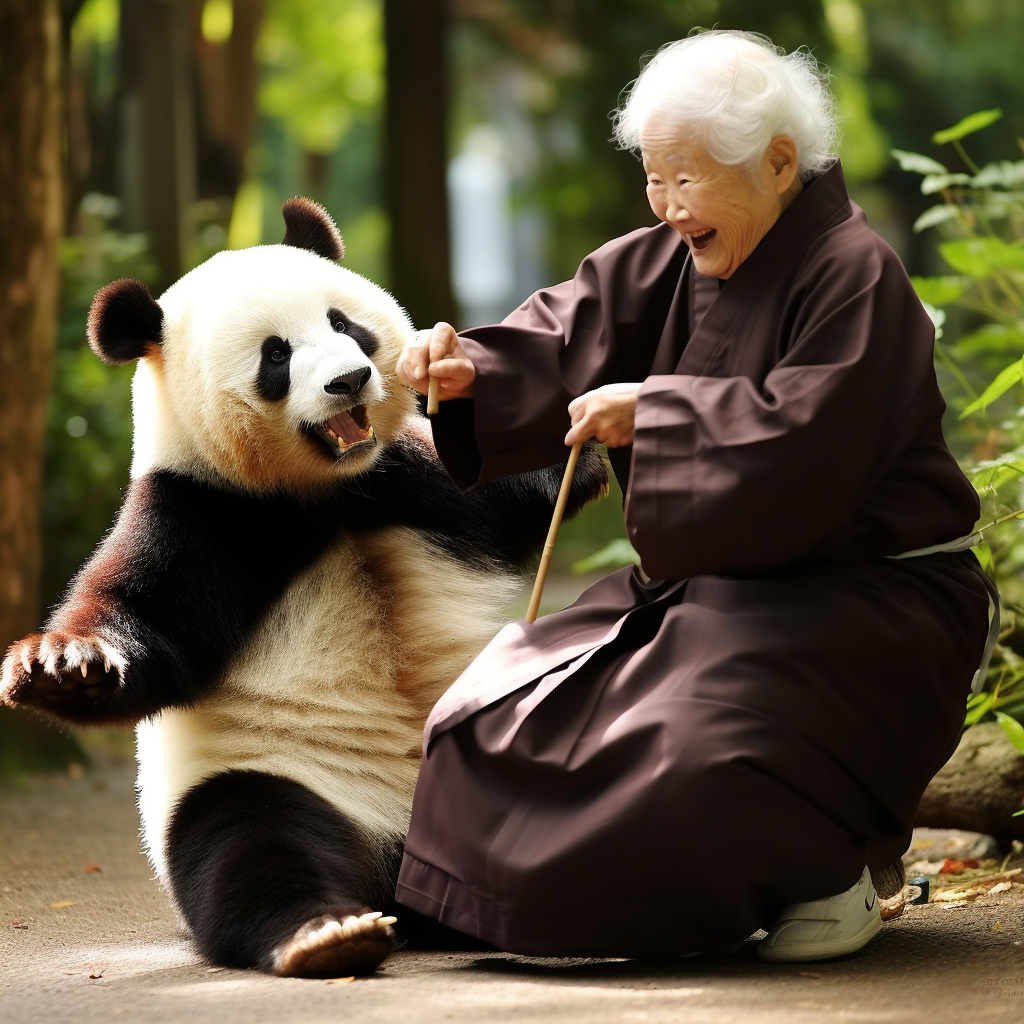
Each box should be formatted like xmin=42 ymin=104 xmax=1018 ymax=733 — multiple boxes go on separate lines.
xmin=2 ymin=757 xmax=1023 ymax=1024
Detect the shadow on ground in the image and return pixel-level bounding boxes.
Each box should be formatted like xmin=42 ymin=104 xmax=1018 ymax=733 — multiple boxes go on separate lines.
xmin=3 ymin=754 xmax=1024 ymax=1024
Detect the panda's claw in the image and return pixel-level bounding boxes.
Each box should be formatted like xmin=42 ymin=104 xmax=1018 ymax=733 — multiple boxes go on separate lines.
xmin=272 ymin=908 xmax=397 ymax=979
xmin=0 ymin=631 xmax=127 ymax=720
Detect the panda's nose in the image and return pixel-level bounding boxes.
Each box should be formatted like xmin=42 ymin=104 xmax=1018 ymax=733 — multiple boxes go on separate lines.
xmin=324 ymin=367 xmax=372 ymax=395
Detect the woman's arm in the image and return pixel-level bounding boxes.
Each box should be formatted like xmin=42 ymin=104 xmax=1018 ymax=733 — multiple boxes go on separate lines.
xmin=396 ymin=224 xmax=687 ymax=490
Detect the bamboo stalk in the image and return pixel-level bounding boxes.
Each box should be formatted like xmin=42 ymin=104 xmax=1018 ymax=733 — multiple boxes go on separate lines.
xmin=426 ymin=375 xmax=440 ymax=415
xmin=526 ymin=440 xmax=583 ymax=624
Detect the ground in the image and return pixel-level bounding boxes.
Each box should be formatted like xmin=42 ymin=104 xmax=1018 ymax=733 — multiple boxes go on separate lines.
xmin=2 ymin=754 xmax=1023 ymax=1024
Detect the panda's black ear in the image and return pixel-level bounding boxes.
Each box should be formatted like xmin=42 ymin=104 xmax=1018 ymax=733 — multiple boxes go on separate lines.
xmin=87 ymin=278 xmax=164 ymax=365
xmin=281 ymin=197 xmax=345 ymax=262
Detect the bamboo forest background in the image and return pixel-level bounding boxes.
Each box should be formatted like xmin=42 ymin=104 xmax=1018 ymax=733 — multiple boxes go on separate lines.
xmin=6 ymin=0 xmax=1024 ymax=768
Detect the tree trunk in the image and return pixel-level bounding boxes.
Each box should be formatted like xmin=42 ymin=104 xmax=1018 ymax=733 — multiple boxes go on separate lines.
xmin=0 ymin=0 xmax=64 ymax=652
xmin=191 ymin=0 xmax=265 ymax=198
xmin=118 ymin=0 xmax=197 ymax=285
xmin=916 ymin=723 xmax=1024 ymax=841
xmin=384 ymin=0 xmax=456 ymax=328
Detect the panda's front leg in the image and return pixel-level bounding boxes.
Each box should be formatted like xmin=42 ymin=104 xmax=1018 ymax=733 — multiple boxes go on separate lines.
xmin=167 ymin=771 xmax=399 ymax=978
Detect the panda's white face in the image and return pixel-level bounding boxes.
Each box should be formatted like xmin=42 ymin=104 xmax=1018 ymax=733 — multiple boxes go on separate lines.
xmin=131 ymin=244 xmax=417 ymax=493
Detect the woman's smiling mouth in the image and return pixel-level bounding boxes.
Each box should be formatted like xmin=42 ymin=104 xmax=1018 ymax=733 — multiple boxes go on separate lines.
xmin=688 ymin=227 xmax=717 ymax=250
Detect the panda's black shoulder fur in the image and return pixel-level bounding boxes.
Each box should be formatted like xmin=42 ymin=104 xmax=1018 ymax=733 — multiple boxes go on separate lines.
xmin=334 ymin=432 xmax=606 ymax=570
xmin=43 ymin=435 xmax=604 ymax=723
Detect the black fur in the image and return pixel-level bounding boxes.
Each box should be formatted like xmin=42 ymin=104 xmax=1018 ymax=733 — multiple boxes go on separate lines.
xmin=281 ymin=197 xmax=345 ymax=262
xmin=257 ymin=336 xmax=291 ymax=401
xmin=167 ymin=771 xmax=393 ymax=971
xmin=87 ymin=279 xmax=164 ymax=365
xmin=328 ymin=308 xmax=379 ymax=358
xmin=28 ymin=435 xmax=605 ymax=724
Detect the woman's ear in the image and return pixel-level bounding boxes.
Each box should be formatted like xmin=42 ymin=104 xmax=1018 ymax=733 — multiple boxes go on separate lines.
xmin=767 ymin=135 xmax=800 ymax=195
xmin=87 ymin=278 xmax=164 ymax=365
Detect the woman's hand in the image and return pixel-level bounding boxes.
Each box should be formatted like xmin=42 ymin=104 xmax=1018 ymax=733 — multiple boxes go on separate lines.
xmin=395 ymin=321 xmax=476 ymax=400
xmin=566 ymin=383 xmax=642 ymax=447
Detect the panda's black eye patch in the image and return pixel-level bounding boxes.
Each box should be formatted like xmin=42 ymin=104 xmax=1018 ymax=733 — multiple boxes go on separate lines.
xmin=258 ymin=335 xmax=291 ymax=402
xmin=327 ymin=308 xmax=379 ymax=358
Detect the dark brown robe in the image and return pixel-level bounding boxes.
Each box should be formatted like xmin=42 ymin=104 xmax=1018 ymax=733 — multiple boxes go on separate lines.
xmin=395 ymin=162 xmax=994 ymax=957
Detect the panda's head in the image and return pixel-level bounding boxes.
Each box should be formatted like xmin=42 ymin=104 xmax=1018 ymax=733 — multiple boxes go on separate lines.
xmin=87 ymin=199 xmax=417 ymax=493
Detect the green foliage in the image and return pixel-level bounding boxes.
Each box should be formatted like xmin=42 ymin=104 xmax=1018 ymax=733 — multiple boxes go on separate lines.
xmin=932 ymin=108 xmax=1003 ymax=145
xmin=42 ymin=196 xmax=159 ymax=610
xmin=572 ymin=537 xmax=640 ymax=574
xmin=895 ymin=117 xmax=1024 ymax=741
xmin=258 ymin=0 xmax=383 ymax=155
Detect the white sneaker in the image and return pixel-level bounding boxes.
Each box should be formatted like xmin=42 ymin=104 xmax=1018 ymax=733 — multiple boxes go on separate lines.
xmin=758 ymin=866 xmax=882 ymax=963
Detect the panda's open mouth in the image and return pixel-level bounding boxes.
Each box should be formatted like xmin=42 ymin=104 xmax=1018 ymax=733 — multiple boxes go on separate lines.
xmin=305 ymin=405 xmax=376 ymax=460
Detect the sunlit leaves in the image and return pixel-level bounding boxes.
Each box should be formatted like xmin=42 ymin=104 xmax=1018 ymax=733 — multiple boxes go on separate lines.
xmin=572 ymin=537 xmax=640 ymax=574
xmin=258 ymin=0 xmax=383 ymax=154
xmin=921 ymin=172 xmax=972 ymax=195
xmin=911 ymin=275 xmax=970 ymax=307
xmin=954 ymin=324 xmax=1024 ymax=358
xmin=960 ymin=358 xmax=1024 ymax=418
xmin=912 ymin=205 xmax=959 ymax=233
xmin=995 ymin=711 xmax=1024 ymax=754
xmin=890 ymin=149 xmax=947 ymax=175
xmin=932 ymin=109 xmax=1003 ymax=145
xmin=940 ymin=237 xmax=1024 ymax=278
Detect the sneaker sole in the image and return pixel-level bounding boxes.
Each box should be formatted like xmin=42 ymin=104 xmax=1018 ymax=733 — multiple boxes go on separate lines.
xmin=757 ymin=913 xmax=882 ymax=963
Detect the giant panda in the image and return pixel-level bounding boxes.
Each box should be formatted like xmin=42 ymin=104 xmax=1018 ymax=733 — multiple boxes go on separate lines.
xmin=1 ymin=198 xmax=606 ymax=978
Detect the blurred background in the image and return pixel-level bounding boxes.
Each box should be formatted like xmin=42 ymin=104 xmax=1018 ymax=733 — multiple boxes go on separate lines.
xmin=3 ymin=0 xmax=1024 ymax=775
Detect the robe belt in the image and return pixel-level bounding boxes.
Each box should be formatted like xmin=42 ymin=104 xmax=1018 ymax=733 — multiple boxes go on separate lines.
xmin=888 ymin=532 xmax=998 ymax=695
xmin=641 ymin=533 xmax=997 ymax=694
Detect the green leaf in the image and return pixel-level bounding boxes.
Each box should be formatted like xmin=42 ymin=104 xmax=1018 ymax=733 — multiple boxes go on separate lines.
xmin=890 ymin=149 xmax=947 ymax=175
xmin=940 ymin=237 xmax=1024 ymax=277
xmin=952 ymin=323 xmax=1024 ymax=357
xmin=572 ymin=538 xmax=640 ymax=574
xmin=965 ymin=691 xmax=994 ymax=725
xmin=922 ymin=301 xmax=945 ymax=340
xmin=960 ymin=357 xmax=1024 ymax=418
xmin=932 ymin=109 xmax=1003 ymax=145
xmin=921 ymin=173 xmax=973 ymax=195
xmin=972 ymin=540 xmax=993 ymax=575
xmin=972 ymin=160 xmax=1024 ymax=189
xmin=995 ymin=711 xmax=1024 ymax=754
xmin=913 ymin=204 xmax=960 ymax=232
xmin=911 ymin=275 xmax=970 ymax=306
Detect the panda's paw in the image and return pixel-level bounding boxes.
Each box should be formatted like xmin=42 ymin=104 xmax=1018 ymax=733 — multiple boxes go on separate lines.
xmin=272 ymin=909 xmax=398 ymax=978
xmin=0 ymin=632 xmax=126 ymax=719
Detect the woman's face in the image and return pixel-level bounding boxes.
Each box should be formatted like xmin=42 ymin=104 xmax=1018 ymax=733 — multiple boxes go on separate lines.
xmin=641 ymin=123 xmax=801 ymax=279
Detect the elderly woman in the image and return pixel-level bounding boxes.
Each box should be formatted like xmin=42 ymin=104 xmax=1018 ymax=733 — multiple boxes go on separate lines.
xmin=393 ymin=30 xmax=994 ymax=962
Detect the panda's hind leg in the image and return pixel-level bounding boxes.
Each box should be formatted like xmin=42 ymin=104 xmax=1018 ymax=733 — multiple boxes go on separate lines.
xmin=166 ymin=771 xmax=398 ymax=977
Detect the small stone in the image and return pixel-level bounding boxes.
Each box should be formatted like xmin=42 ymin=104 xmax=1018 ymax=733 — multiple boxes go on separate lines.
xmin=903 ymin=828 xmax=1001 ymax=864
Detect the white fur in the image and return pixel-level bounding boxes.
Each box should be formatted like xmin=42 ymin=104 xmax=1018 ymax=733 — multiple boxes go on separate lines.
xmin=131 ymin=243 xmax=415 ymax=492
xmin=130 ymin=238 xmax=522 ymax=911
xmin=136 ymin=527 xmax=522 ymax=886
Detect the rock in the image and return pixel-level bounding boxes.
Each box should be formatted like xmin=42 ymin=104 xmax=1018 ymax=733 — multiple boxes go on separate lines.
xmin=902 ymin=828 xmax=1002 ymax=865
xmin=915 ymin=722 xmax=1024 ymax=840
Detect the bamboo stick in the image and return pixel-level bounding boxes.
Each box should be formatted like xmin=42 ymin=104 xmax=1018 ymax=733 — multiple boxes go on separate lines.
xmin=426 ymin=375 xmax=440 ymax=415
xmin=526 ymin=440 xmax=583 ymax=624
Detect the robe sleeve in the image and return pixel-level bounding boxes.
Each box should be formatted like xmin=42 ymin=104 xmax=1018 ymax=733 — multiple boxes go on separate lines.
xmin=431 ymin=225 xmax=686 ymax=489
xmin=626 ymin=239 xmax=952 ymax=579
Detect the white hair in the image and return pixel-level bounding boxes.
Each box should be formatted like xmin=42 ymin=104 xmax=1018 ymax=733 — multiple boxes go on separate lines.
xmin=613 ymin=30 xmax=840 ymax=180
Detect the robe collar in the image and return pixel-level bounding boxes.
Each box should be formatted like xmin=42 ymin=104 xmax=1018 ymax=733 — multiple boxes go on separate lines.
xmin=675 ymin=160 xmax=854 ymax=377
